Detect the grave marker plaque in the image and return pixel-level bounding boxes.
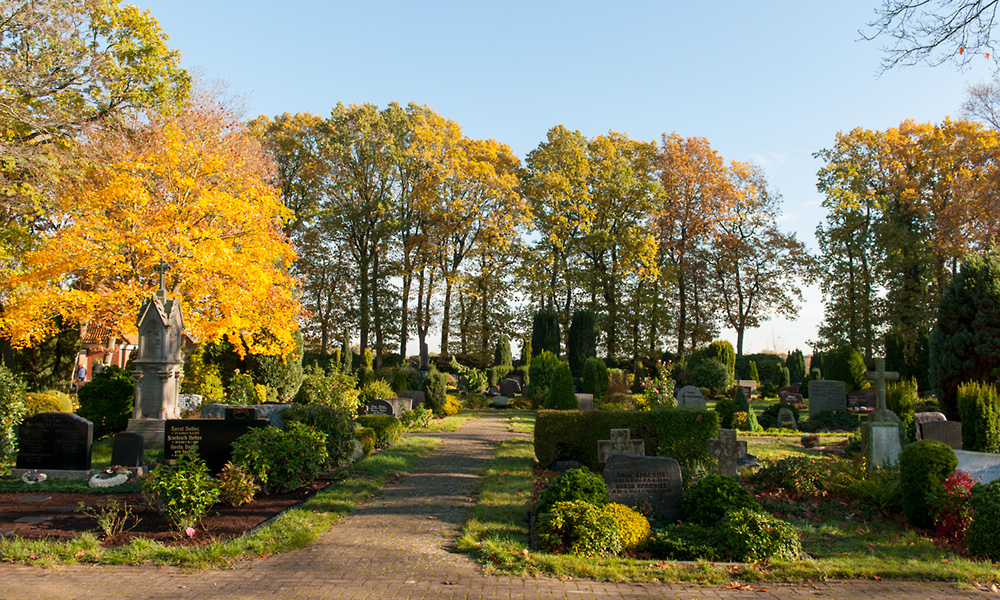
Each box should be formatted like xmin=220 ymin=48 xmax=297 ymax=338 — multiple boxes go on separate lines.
xmin=15 ymin=413 xmax=93 ymax=471
xmin=603 ymin=454 xmax=683 ymax=521
xmin=164 ymin=418 xmax=267 ymax=474
xmin=675 ymin=385 xmax=706 ymax=409
xmin=360 ymin=399 xmax=393 ymax=416
xmin=110 ymin=432 xmax=145 ymax=467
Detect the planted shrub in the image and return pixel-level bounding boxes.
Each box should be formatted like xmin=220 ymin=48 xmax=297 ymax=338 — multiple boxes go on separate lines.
xmin=602 ymin=503 xmax=651 ymax=551
xmin=536 ymin=466 xmax=609 ymax=515
xmin=142 ymin=447 xmax=220 ymax=531
xmin=967 ymin=479 xmax=1000 ymax=560
xmin=787 ymin=349 xmax=806 ymax=384
xmin=537 ymin=500 xmax=621 ymax=556
xmin=528 ymin=351 xmax=560 ymax=406
xmin=401 ymin=405 xmax=433 ymax=429
xmin=887 ymin=378 xmax=919 ymax=441
xmin=714 ymin=396 xmax=738 ymax=429
xmin=294 ymin=364 xmax=360 ymax=414
xmin=494 ymin=334 xmax=513 ymax=367
xmin=282 ymin=404 xmax=356 ymax=467
xmin=0 ymin=367 xmax=28 ymax=468
xmin=683 ymin=473 xmax=760 ymax=526
xmin=824 ymin=344 xmax=866 ymax=392
xmin=567 ymin=309 xmax=598 ymax=377
xmin=423 ymin=371 xmax=448 ymax=415
xmin=217 ymin=462 xmax=259 ymax=506
xmin=747 ymin=361 xmax=760 ymax=384
xmin=359 ymin=379 xmax=394 ymax=407
xmin=689 ymin=359 xmax=729 ymax=394
xmin=581 ymin=357 xmax=610 ymax=400
xmin=356 ymin=427 xmax=375 ymax=456
xmin=355 ymin=414 xmax=403 ymax=448
xmin=932 ymin=469 xmax=975 ymax=542
xmin=956 ymin=382 xmax=1000 ymax=452
xmin=804 ymin=409 xmax=859 ymax=432
xmin=716 ymin=508 xmax=801 ymax=563
xmin=231 ymin=422 xmax=328 ymax=493
xmin=899 ymin=439 xmax=957 ymax=529
xmin=647 ymin=524 xmax=719 ymax=560
xmin=24 ymin=390 xmax=73 ymax=415
xmin=749 ymin=456 xmax=826 ymax=498
xmin=544 ymin=361 xmax=578 ymax=410
xmin=76 ymin=365 xmax=134 ymax=439
xmin=531 ymin=309 xmax=561 ymax=357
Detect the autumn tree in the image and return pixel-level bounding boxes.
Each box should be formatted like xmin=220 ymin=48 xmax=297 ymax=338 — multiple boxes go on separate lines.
xmin=654 ymin=134 xmax=730 ymax=355
xmin=708 ymin=161 xmax=815 ymax=356
xmin=0 ymin=97 xmax=303 ymax=356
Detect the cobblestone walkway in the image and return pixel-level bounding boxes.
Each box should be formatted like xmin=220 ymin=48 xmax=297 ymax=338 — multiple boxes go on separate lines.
xmin=0 ymin=413 xmax=993 ymax=599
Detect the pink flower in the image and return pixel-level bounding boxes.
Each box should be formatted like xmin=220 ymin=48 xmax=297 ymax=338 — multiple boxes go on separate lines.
xmin=185 ymin=527 xmax=197 ymax=538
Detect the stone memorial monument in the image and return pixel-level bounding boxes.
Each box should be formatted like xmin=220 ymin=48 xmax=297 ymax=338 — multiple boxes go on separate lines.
xmin=675 ymin=385 xmax=706 ymax=409
xmin=808 ymin=380 xmax=847 ymax=417
xmin=708 ymin=429 xmax=747 ymax=477
xmin=602 ymin=454 xmax=683 ymax=521
xmin=126 ymin=261 xmax=185 ymax=448
xmin=861 ymin=358 xmax=903 ymax=470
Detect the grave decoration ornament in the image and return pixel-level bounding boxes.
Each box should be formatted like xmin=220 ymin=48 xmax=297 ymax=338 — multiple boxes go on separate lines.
xmin=20 ymin=470 xmax=47 ymax=484
xmin=88 ymin=466 xmax=132 ymax=488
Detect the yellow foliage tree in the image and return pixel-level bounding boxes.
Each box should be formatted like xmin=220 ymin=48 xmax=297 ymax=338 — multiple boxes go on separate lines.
xmin=0 ymin=98 xmax=303 ymax=356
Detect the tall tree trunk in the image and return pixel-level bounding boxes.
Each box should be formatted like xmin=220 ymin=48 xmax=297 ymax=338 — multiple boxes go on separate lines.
xmin=440 ymin=276 xmax=453 ymax=357
xmin=372 ymin=244 xmax=383 ymax=368
xmin=399 ymin=269 xmax=412 ymax=359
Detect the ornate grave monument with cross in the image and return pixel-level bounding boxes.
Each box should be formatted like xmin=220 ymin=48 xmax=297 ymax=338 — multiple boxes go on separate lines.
xmin=862 ymin=358 xmax=903 ymax=469
xmin=125 ymin=261 xmax=185 ymax=448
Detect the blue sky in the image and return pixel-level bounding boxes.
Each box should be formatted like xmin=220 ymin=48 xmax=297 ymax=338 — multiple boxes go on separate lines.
xmin=138 ymin=0 xmax=995 ymax=355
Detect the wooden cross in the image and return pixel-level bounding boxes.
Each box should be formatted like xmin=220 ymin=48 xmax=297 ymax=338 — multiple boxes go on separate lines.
xmin=864 ymin=358 xmax=900 ymax=412
xmin=708 ymin=429 xmax=748 ymax=477
xmin=597 ymin=429 xmax=645 ymax=463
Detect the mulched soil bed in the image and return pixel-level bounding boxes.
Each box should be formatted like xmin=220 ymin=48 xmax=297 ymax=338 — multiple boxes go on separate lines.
xmin=0 ymin=481 xmax=327 ymax=548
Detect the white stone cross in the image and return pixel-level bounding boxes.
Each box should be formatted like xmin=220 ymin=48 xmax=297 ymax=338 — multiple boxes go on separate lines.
xmin=708 ymin=429 xmax=748 ymax=477
xmin=864 ymin=358 xmax=900 ymax=412
xmin=597 ymin=429 xmax=645 ymax=463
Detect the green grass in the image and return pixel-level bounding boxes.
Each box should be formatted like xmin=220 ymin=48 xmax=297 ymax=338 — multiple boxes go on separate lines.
xmin=0 ymin=436 xmax=439 ymax=568
xmin=746 ymin=435 xmax=847 ymax=462
xmin=459 ymin=418 xmax=1000 ymax=585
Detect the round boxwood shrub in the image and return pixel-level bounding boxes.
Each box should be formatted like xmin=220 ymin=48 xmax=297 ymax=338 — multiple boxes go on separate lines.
xmin=231 ymin=422 xmax=328 ymax=493
xmin=899 ymin=439 xmax=957 ymax=529
xmin=967 ymin=480 xmax=1000 ymax=560
xmin=537 ymin=500 xmax=621 ymax=556
xmin=536 ymin=466 xmax=608 ymax=515
xmin=824 ymin=344 xmax=866 ymax=392
xmin=689 ymin=359 xmax=729 ymax=394
xmin=647 ymin=523 xmax=719 ymax=560
xmin=715 ymin=508 xmax=801 ymax=563
xmin=355 ymin=414 xmax=403 ymax=448
xmin=76 ymin=365 xmax=135 ymax=439
xmin=683 ymin=473 xmax=760 ymax=526
xmin=24 ymin=391 xmax=73 ymax=415
xmin=602 ymin=503 xmax=651 ymax=551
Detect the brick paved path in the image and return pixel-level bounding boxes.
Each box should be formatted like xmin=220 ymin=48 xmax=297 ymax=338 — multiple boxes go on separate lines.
xmin=0 ymin=413 xmax=993 ymax=599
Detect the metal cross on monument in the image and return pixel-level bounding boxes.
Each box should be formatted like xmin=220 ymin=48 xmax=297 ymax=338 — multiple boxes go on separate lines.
xmin=154 ymin=260 xmax=170 ymax=303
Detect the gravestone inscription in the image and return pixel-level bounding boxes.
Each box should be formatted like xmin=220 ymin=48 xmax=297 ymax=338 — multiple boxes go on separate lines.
xmin=164 ymin=418 xmax=267 ymax=474
xmin=15 ymin=413 xmax=93 ymax=471
xmin=360 ymin=399 xmax=393 ymax=416
xmin=603 ymin=454 xmax=683 ymax=521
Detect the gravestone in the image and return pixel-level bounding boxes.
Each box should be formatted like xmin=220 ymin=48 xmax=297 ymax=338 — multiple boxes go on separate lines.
xmin=549 ymin=456 xmax=585 ymax=472
xmin=848 ymin=389 xmax=877 ymax=410
xmin=164 ymin=418 xmax=268 ymax=474
xmin=782 ymin=393 xmax=803 ymax=407
xmin=125 ymin=261 xmax=185 ymax=448
xmin=499 ymin=378 xmax=521 ymax=397
xmin=360 ymin=399 xmax=394 ymax=416
xmin=490 ymin=395 xmax=508 ymax=407
xmin=955 ymin=450 xmax=1000 ymax=485
xmin=485 ymin=385 xmax=500 ymax=397
xmin=575 ymin=393 xmax=594 ymax=411
xmin=15 ymin=413 xmax=93 ymax=471
xmin=914 ymin=412 xmax=947 ymax=441
xmin=863 ymin=358 xmax=900 ymax=424
xmin=597 ymin=429 xmax=644 ymax=463
xmin=200 ymin=403 xmax=290 ymax=428
xmin=602 ymin=454 xmax=683 ymax=521
xmin=922 ymin=420 xmax=962 ymax=449
xmin=738 ymin=380 xmax=758 ymax=395
xmin=399 ymin=390 xmax=426 ymax=408
xmin=778 ymin=385 xmax=800 ymax=398
xmin=675 ymin=385 xmax=706 ymax=409
xmin=808 ymin=380 xmax=847 ymax=417
xmin=110 ymin=432 xmax=145 ymax=468
xmin=777 ymin=407 xmax=798 ymax=430
xmin=225 ymin=406 xmax=257 ymax=421
xmin=707 ymin=429 xmax=747 ymax=477
xmin=862 ymin=422 xmax=902 ymax=469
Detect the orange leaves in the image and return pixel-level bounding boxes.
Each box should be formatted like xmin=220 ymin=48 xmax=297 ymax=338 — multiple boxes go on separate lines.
xmin=0 ymin=97 xmax=303 ymax=356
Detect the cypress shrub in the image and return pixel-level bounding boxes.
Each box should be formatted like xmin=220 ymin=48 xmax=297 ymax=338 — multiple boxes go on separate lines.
xmin=778 ymin=365 xmax=791 ymax=388
xmin=968 ymin=480 xmax=1000 ymax=560
xmin=341 ymin=332 xmax=352 ymax=373
xmin=824 ymin=344 xmax=865 ymax=392
xmin=494 ymin=334 xmax=512 ymax=367
xmin=567 ymin=309 xmax=598 ymax=377
xmin=531 ymin=309 xmax=561 ymax=357
xmin=528 ymin=351 xmax=560 ymax=406
xmin=899 ymin=440 xmax=957 ymax=529
xmin=887 ymin=378 xmax=919 ymax=442
xmin=544 ymin=362 xmax=578 ymax=410
xmin=787 ymin=349 xmax=806 ymax=384
xmin=929 ymin=250 xmax=1000 ymax=419
xmin=423 ymin=372 xmax=448 ymax=416
xmin=0 ymin=367 xmax=28 ymax=468
xmin=747 ymin=361 xmax=759 ymax=384
xmin=581 ymin=357 xmax=610 ymax=400
xmin=956 ymin=382 xmax=1000 ymax=452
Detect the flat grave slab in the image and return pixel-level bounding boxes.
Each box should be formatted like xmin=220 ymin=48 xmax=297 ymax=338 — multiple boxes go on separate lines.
xmin=16 ymin=495 xmax=51 ymax=502
xmin=14 ymin=516 xmax=50 ymax=524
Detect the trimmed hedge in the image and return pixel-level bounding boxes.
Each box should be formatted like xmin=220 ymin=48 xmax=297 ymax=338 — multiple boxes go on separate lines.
xmin=355 ymin=414 xmax=403 ymax=448
xmin=534 ymin=408 xmax=718 ymax=470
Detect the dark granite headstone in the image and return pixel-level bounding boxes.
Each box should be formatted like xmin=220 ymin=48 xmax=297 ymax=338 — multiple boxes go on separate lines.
xmin=398 ymin=390 xmax=426 ymax=408
xmin=164 ymin=418 xmax=267 ymax=474
xmin=499 ymin=378 xmax=521 ymax=397
xmin=15 ymin=413 xmax=93 ymax=471
xmin=848 ymin=389 xmax=877 ymax=409
xmin=782 ymin=393 xmax=803 ymax=407
xmin=808 ymin=380 xmax=847 ymax=416
xmin=922 ymin=420 xmax=962 ymax=449
xmin=914 ymin=412 xmax=947 ymax=440
xmin=603 ymin=454 xmax=683 ymax=521
xmin=360 ymin=399 xmax=393 ymax=416
xmin=110 ymin=432 xmax=145 ymax=467
xmin=485 ymin=385 xmax=500 ymax=397
xmin=548 ymin=456 xmax=585 ymax=472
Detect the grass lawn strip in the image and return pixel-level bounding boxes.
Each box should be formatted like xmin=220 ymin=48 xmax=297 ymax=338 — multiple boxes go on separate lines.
xmin=0 ymin=436 xmax=439 ymax=568
xmin=459 ymin=427 xmax=1000 ymax=585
